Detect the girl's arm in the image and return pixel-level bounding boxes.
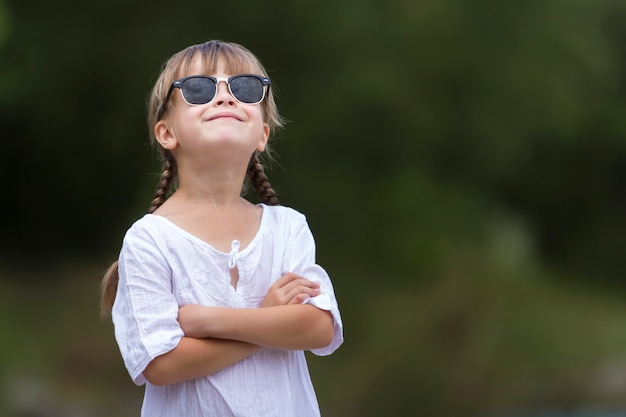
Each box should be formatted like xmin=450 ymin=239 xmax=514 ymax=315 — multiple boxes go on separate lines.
xmin=180 ymin=304 xmax=334 ymax=350
xmin=178 ymin=273 xmax=334 ymax=350
xmin=143 ymin=337 xmax=260 ymax=386
xmin=143 ymin=273 xmax=322 ymax=386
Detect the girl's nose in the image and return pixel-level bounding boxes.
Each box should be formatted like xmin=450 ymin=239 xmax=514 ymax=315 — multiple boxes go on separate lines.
xmin=214 ymin=80 xmax=235 ymax=105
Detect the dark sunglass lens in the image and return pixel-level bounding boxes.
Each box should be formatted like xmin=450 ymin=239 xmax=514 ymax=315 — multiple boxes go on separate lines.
xmin=181 ymin=77 xmax=216 ymax=104
xmin=230 ymin=76 xmax=264 ymax=103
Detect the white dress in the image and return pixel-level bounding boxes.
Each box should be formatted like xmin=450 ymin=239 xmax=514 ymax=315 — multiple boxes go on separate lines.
xmin=112 ymin=204 xmax=343 ymax=417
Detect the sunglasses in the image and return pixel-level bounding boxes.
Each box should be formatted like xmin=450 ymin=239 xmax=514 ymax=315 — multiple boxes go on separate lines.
xmin=161 ymin=74 xmax=271 ymax=117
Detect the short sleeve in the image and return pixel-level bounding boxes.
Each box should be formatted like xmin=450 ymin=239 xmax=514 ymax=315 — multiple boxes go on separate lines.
xmin=112 ymin=220 xmax=184 ymax=385
xmin=284 ymin=211 xmax=344 ymax=356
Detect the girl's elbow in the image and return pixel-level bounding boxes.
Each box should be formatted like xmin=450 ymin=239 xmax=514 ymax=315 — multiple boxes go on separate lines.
xmin=143 ymin=366 xmax=166 ymax=386
xmin=143 ymin=358 xmax=175 ymax=386
xmin=318 ymin=326 xmax=334 ymax=348
xmin=145 ymin=376 xmax=169 ymax=387
xmin=313 ymin=312 xmax=335 ymax=348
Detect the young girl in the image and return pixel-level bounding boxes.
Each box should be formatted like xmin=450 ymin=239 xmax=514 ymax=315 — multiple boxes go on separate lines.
xmin=100 ymin=40 xmax=343 ymax=417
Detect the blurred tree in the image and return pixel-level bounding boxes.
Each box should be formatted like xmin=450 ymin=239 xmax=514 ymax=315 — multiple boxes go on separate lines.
xmin=0 ymin=1 xmax=9 ymax=47
xmin=0 ymin=0 xmax=624 ymax=286
xmin=276 ymin=0 xmax=626 ymax=284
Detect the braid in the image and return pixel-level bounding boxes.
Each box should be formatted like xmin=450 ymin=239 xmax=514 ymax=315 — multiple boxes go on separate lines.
xmin=99 ymin=261 xmax=119 ymax=318
xmin=247 ymin=152 xmax=279 ymax=206
xmin=148 ymin=153 xmax=177 ymax=214
xmin=100 ymin=153 xmax=178 ymax=317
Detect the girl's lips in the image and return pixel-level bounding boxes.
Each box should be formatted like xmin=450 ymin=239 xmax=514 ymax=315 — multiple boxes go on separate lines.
xmin=207 ymin=112 xmax=242 ymax=121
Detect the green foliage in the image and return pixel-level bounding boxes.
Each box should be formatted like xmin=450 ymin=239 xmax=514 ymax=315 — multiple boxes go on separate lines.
xmin=0 ymin=1 xmax=9 ymax=49
xmin=1 ymin=0 xmax=624 ymax=279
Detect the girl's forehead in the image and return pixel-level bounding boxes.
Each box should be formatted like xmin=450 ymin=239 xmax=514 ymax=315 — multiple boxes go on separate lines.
xmin=179 ymin=54 xmax=260 ymax=78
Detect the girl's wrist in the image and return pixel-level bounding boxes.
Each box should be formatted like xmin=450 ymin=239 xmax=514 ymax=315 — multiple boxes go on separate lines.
xmin=204 ymin=306 xmax=224 ymax=337
xmin=179 ymin=304 xmax=224 ymax=338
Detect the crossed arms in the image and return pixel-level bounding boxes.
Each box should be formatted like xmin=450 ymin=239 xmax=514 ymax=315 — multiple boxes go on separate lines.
xmin=143 ymin=273 xmax=334 ymax=386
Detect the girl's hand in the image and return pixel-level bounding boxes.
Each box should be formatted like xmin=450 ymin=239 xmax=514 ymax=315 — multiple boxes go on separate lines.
xmin=260 ymin=272 xmax=321 ymax=308
xmin=178 ymin=304 xmax=214 ymax=338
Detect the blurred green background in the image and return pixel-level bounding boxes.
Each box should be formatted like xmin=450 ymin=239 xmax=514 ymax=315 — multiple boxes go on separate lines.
xmin=1 ymin=0 xmax=626 ymax=416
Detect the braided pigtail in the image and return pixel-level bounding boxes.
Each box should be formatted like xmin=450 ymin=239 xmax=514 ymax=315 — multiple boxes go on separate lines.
xmin=147 ymin=153 xmax=177 ymax=214
xmin=99 ymin=261 xmax=120 ymax=318
xmin=101 ymin=40 xmax=285 ymax=317
xmin=247 ymin=152 xmax=279 ymax=206
xmin=100 ymin=153 xmax=178 ymax=317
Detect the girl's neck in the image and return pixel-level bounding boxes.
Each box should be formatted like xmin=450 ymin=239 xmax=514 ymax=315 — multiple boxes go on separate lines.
xmin=152 ymin=186 xmax=262 ymax=254
xmin=170 ymin=186 xmax=245 ymax=208
xmin=174 ymin=163 xmax=247 ymax=207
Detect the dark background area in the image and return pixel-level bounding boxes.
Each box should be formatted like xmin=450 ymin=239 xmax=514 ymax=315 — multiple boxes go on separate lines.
xmin=1 ymin=1 xmax=626 ymax=416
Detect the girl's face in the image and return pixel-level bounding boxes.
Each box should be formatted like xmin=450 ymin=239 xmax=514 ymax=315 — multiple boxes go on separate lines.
xmin=155 ymin=58 xmax=270 ymax=169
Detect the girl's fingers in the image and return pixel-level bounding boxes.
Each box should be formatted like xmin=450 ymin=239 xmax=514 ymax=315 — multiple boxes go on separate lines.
xmin=261 ymin=272 xmax=321 ymax=307
xmin=279 ymin=274 xmax=319 ymax=292
xmin=284 ymin=285 xmax=320 ymax=303
xmin=288 ymin=293 xmax=311 ymax=305
xmin=282 ymin=280 xmax=319 ymax=296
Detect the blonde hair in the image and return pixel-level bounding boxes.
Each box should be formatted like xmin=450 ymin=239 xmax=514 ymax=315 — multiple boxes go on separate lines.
xmin=149 ymin=40 xmax=283 ymax=138
xmin=100 ymin=40 xmax=283 ymax=316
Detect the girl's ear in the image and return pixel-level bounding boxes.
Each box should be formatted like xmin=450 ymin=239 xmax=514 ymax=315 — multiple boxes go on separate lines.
xmin=155 ymin=120 xmax=178 ymax=150
xmin=257 ymin=123 xmax=270 ymax=152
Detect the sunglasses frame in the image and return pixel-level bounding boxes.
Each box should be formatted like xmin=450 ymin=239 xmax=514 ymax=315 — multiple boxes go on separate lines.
xmin=160 ymin=74 xmax=270 ymax=119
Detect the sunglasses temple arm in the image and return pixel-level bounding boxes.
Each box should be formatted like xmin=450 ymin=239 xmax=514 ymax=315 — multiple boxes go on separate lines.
xmin=159 ymin=85 xmax=177 ymax=119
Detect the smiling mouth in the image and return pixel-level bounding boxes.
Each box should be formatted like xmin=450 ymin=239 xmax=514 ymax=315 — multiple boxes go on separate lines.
xmin=208 ymin=113 xmax=242 ymax=121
